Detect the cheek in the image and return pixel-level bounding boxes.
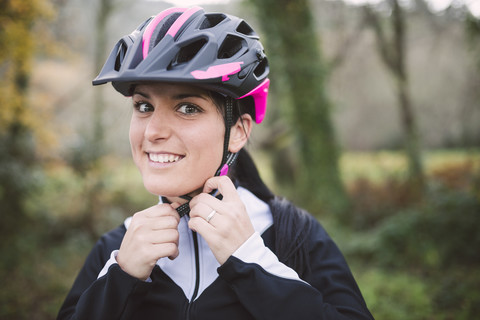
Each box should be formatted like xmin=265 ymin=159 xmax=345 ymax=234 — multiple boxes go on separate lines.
xmin=129 ymin=118 xmax=143 ymax=155
xmin=187 ymin=122 xmax=225 ymax=164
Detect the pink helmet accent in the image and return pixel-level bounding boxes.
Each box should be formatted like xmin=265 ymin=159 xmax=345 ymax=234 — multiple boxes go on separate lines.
xmin=238 ymin=79 xmax=270 ymax=124
xmin=142 ymin=7 xmax=203 ymax=59
xmin=191 ymin=62 xmax=244 ymax=81
xmin=166 ymin=7 xmax=202 ymax=37
xmin=142 ymin=7 xmax=186 ymax=59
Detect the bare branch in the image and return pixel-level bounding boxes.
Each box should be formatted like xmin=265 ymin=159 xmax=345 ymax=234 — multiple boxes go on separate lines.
xmin=363 ymin=4 xmax=396 ymax=70
xmin=329 ymin=14 xmax=369 ymax=71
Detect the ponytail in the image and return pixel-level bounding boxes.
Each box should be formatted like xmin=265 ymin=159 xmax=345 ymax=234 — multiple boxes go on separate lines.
xmin=232 ymin=149 xmax=313 ymax=278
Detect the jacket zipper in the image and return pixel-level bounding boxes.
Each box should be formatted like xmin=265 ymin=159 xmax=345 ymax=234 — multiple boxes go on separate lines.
xmin=191 ymin=231 xmax=201 ymax=300
xmin=186 ymin=231 xmax=201 ymax=319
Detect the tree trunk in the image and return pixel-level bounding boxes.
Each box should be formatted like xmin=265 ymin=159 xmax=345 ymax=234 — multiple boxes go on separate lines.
xmin=364 ymin=0 xmax=425 ymax=186
xmin=0 ymin=0 xmax=45 ymax=270
xmin=248 ymin=0 xmax=349 ymax=214
xmin=465 ymin=13 xmax=480 ymax=194
xmin=92 ymin=0 xmax=114 ymax=159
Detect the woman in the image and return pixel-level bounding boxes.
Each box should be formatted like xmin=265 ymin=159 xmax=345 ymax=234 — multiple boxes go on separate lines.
xmin=58 ymin=6 xmax=373 ymax=320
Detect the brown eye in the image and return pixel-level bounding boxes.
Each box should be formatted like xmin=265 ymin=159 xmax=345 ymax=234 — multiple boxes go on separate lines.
xmin=177 ymin=104 xmax=201 ymax=115
xmin=134 ymin=102 xmax=154 ymax=113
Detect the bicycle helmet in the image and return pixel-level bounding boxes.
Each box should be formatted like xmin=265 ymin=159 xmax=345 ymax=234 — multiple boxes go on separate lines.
xmin=93 ymin=6 xmax=269 ymax=124
xmin=93 ymin=7 xmax=270 ymax=216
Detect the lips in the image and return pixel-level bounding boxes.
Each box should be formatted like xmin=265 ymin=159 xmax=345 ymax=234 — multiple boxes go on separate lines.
xmin=148 ymin=153 xmax=183 ymax=163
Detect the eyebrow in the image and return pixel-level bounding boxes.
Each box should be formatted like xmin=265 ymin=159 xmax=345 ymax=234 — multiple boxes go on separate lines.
xmin=132 ymin=90 xmax=209 ymax=101
xmin=173 ymin=93 xmax=209 ymax=101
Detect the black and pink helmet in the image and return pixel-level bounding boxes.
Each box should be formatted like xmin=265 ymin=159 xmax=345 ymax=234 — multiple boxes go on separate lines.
xmin=93 ymin=6 xmax=270 ymax=124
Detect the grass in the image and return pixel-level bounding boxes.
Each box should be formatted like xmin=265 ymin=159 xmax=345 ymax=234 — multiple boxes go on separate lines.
xmin=340 ymin=148 xmax=480 ymax=184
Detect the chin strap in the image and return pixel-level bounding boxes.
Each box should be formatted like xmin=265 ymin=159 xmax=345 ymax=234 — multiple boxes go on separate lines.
xmin=169 ymin=97 xmax=237 ymax=217
xmin=173 ymin=197 xmax=193 ymax=217
xmin=214 ymin=96 xmax=235 ymax=176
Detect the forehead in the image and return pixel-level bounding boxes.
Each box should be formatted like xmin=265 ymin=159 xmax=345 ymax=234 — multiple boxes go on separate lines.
xmin=133 ymin=82 xmax=210 ymax=99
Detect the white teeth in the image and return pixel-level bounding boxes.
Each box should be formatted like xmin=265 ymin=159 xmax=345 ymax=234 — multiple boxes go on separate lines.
xmin=149 ymin=153 xmax=180 ymax=163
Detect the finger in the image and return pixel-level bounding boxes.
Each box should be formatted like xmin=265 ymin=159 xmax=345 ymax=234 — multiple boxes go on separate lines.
xmin=145 ymin=203 xmax=181 ymax=221
xmin=202 ymin=176 xmax=239 ymax=201
xmin=188 ymin=217 xmax=238 ymax=265
xmin=189 ymin=200 xmax=220 ymax=221
xmin=147 ymin=228 xmax=179 ymax=245
xmin=204 ymin=208 xmax=218 ymax=224
xmin=149 ymin=215 xmax=180 ymax=230
xmin=168 ymin=249 xmax=179 ymax=260
xmin=166 ymin=239 xmax=180 ymax=260
xmin=150 ymin=228 xmax=180 ymax=260
xmin=188 ymin=216 xmax=216 ymax=235
xmin=170 ymin=202 xmax=181 ymax=210
xmin=152 ymin=242 xmax=179 ymax=261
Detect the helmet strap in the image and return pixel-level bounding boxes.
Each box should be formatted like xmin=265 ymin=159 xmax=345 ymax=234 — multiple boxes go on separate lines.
xmin=215 ymin=96 xmax=236 ymax=177
xmin=169 ymin=96 xmax=238 ymax=217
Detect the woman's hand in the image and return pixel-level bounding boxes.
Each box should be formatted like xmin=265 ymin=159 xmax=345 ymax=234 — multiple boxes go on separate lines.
xmin=189 ymin=176 xmax=255 ymax=265
xmin=117 ymin=203 xmax=180 ymax=280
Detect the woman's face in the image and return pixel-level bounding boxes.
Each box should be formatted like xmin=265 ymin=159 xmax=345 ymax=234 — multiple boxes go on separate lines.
xmin=129 ymin=82 xmax=226 ymax=199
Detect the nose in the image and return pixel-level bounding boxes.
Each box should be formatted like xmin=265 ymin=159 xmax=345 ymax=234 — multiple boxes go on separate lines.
xmin=144 ymin=109 xmax=172 ymax=142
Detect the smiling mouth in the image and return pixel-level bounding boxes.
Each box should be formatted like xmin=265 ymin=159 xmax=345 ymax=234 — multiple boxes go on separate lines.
xmin=148 ymin=153 xmax=183 ymax=163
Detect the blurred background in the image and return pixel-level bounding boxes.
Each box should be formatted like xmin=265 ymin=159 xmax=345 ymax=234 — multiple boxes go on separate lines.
xmin=1 ymin=0 xmax=479 ymax=319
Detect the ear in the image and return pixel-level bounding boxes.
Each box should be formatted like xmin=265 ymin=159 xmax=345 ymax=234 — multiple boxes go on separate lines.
xmin=228 ymin=114 xmax=253 ymax=153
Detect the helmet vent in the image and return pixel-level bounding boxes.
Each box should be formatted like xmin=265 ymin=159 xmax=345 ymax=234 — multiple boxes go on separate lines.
xmin=218 ymin=35 xmax=245 ymax=59
xmin=236 ymin=21 xmax=255 ymax=36
xmin=150 ymin=13 xmax=182 ymax=51
xmin=173 ymin=39 xmax=208 ymax=65
xmin=199 ymin=13 xmax=226 ymax=29
xmin=114 ymin=41 xmax=128 ymax=71
xmin=253 ymin=57 xmax=268 ymax=78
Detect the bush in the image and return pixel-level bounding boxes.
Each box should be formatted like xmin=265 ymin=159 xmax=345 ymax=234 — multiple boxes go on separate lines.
xmin=432 ymin=268 xmax=480 ymax=320
xmin=356 ymin=268 xmax=432 ymax=320
xmin=345 ymin=177 xmax=421 ymax=229
xmin=371 ymin=185 xmax=480 ymax=269
xmin=344 ymin=185 xmax=480 ymax=320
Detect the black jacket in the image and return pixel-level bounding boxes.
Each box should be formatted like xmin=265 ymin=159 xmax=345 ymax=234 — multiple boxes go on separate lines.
xmin=58 ymin=187 xmax=373 ymax=320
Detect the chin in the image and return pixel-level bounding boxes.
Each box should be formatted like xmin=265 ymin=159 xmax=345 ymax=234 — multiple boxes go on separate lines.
xmin=142 ymin=178 xmax=201 ymax=198
xmin=143 ymin=183 xmax=179 ymax=197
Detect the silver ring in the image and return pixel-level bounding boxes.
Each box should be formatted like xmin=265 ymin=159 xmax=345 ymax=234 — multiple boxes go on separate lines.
xmin=206 ymin=210 xmax=217 ymax=223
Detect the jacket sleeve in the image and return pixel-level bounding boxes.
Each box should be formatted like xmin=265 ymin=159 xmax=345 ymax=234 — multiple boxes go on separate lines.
xmin=217 ymin=221 xmax=374 ymax=320
xmin=57 ymin=226 xmax=151 ymax=320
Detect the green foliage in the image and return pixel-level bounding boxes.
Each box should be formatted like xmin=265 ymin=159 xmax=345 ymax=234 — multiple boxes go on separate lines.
xmin=0 ymin=158 xmax=156 ymax=319
xmin=28 ymin=158 xmax=157 ymax=238
xmin=0 ymin=0 xmax=56 ymax=258
xmin=0 ymin=0 xmax=54 ymax=129
xmin=348 ymin=180 xmax=480 ymax=270
xmin=356 ymin=268 xmax=432 ymax=320
xmin=431 ymin=268 xmax=480 ymax=320
xmin=0 ymin=2 xmax=59 ymax=318
xmin=0 ymin=223 xmax=94 ymax=319
xmin=344 ymin=177 xmax=421 ymax=229
xmin=337 ymin=153 xmax=480 ymax=320
xmin=340 ymin=150 xmax=480 ymax=229
xmin=352 ymin=174 xmax=478 ymax=257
